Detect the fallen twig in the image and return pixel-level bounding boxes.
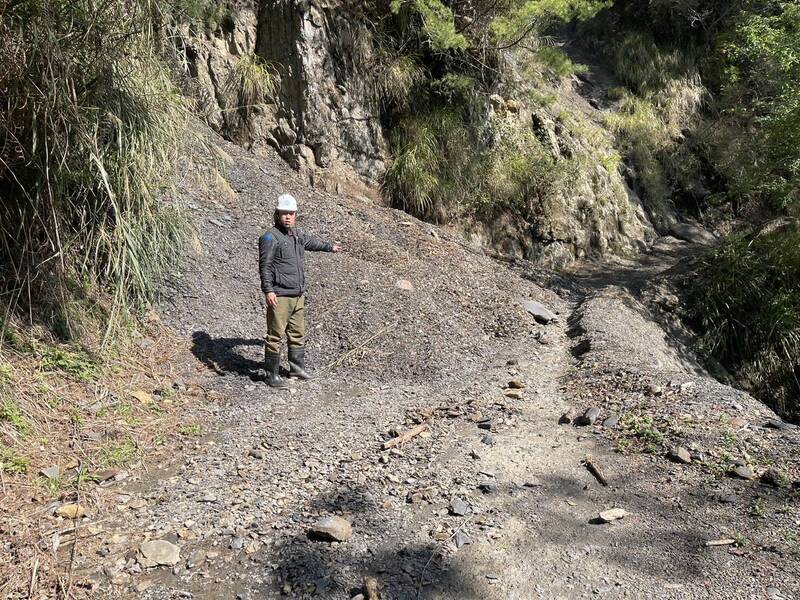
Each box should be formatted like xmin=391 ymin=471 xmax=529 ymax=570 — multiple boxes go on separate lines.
xmin=323 ymin=322 xmax=397 ymax=372
xmin=382 ymin=423 xmax=428 ymax=450
xmin=583 ymin=455 xmax=609 ymax=487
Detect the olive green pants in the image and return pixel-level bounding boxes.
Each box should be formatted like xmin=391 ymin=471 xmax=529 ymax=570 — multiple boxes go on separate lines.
xmin=265 ymin=295 xmax=306 ymax=355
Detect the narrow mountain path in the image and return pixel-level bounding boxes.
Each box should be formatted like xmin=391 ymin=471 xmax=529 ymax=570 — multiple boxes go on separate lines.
xmin=84 ymin=137 xmax=799 ymax=600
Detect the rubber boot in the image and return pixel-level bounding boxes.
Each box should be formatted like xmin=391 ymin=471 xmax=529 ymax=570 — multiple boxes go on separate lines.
xmin=264 ymin=351 xmax=288 ymax=388
xmin=288 ymin=346 xmax=312 ymax=380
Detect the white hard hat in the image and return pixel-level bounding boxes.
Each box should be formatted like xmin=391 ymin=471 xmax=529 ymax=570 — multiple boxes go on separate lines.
xmin=276 ymin=193 xmax=298 ymax=212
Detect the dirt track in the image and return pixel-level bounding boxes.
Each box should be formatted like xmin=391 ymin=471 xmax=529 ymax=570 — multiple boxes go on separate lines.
xmin=82 ymin=137 xmax=799 ymax=600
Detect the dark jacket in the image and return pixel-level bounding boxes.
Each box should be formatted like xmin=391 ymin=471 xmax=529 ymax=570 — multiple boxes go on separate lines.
xmin=259 ymin=225 xmax=333 ymax=297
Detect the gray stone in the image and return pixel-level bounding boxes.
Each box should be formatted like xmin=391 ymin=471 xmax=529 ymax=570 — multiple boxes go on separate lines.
xmin=139 ymin=540 xmax=181 ymax=567
xmin=230 ymin=537 xmax=245 ymax=550
xmin=597 ymin=508 xmax=628 ymax=523
xmin=669 ymin=222 xmax=716 ymax=245
xmin=521 ymin=300 xmax=558 ymax=324
xmin=730 ymin=465 xmax=756 ymax=480
xmin=449 ymin=497 xmax=469 ymax=516
xmin=481 ymin=434 xmax=495 ymax=446
xmin=40 ymin=466 xmax=61 ymax=480
xmin=646 ymin=384 xmax=663 ymax=396
xmin=186 ymin=549 xmax=206 ymax=568
xmin=309 ymin=515 xmax=352 ymax=542
xmin=667 ymin=446 xmax=692 ymax=464
xmin=454 ymin=531 xmax=472 ymax=548
xmin=602 ymin=415 xmax=619 ymax=429
xmin=576 ymin=407 xmax=600 ymax=426
xmin=248 ymin=448 xmax=264 ymax=459
xmin=718 ymin=494 xmax=738 ymax=504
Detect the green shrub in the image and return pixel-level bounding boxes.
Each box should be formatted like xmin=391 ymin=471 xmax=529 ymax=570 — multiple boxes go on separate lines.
xmin=0 ymin=446 xmax=28 ymax=474
xmin=688 ymin=221 xmax=800 ymax=422
xmin=37 ymin=344 xmax=100 ymax=382
xmin=0 ymin=400 xmax=29 ymax=437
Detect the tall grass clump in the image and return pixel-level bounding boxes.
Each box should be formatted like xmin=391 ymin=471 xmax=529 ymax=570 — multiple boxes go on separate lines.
xmin=604 ymin=33 xmax=707 ymax=217
xmin=0 ymin=0 xmax=193 ymax=342
xmin=224 ymin=52 xmax=279 ymax=144
xmin=687 ymin=220 xmax=800 ymax=422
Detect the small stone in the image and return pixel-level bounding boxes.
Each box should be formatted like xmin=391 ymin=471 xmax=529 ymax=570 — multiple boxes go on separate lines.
xmin=597 ymin=508 xmax=628 ymax=523
xmin=56 ymin=503 xmax=87 ymax=519
xmin=187 ymin=549 xmax=205 ymax=568
xmin=718 ymin=494 xmax=738 ymax=504
xmin=478 ymin=481 xmax=497 ymax=495
xmin=128 ymin=498 xmax=147 ymax=510
xmin=199 ymin=493 xmax=218 ymax=503
xmin=139 ymin=540 xmax=181 ymax=567
xmin=602 ymin=415 xmax=619 ymax=429
xmin=503 ymin=389 xmax=524 ymax=399
xmin=248 ymin=448 xmax=264 ymax=459
xmin=521 ymin=299 xmax=558 ymax=324
xmin=767 ymin=587 xmax=786 ymax=599
xmin=667 ymin=446 xmax=692 ymax=464
xmin=594 ymin=586 xmax=614 ymax=594
xmin=679 ymin=382 xmax=695 ymax=393
xmin=481 ymin=434 xmax=495 ymax=446
xmin=477 ymin=421 xmax=493 ymax=431
xmin=470 ymin=449 xmax=482 ymax=460
xmin=559 ymin=408 xmax=577 ymax=425
xmin=395 ymin=279 xmax=414 ymax=292
xmin=454 ymin=531 xmax=472 ymax=548
xmin=93 ymin=468 xmax=119 ymax=482
xmin=432 ymin=530 xmax=450 ymax=541
xmin=730 ymin=465 xmax=756 ymax=480
xmin=449 ymin=497 xmax=469 ymax=516
xmin=40 ymin=466 xmax=61 ymax=480
xmin=646 ymin=384 xmax=663 ymax=396
xmin=575 ymin=407 xmax=600 ymax=426
xmin=135 ymin=580 xmax=153 ymax=593
xmin=309 ymin=516 xmax=352 ymax=542
xmin=507 ymin=379 xmax=525 ymax=389
xmin=129 ymin=390 xmax=153 ymax=404
xmin=230 ymin=537 xmax=245 ymax=550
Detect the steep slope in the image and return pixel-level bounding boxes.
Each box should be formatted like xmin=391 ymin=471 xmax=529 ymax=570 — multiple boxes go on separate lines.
xmin=72 ymin=135 xmax=799 ymax=600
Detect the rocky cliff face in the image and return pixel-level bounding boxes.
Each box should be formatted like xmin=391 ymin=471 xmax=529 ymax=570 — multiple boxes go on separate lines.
xmin=256 ymin=0 xmax=387 ymax=185
xmin=177 ymin=0 xmax=386 ymax=190
xmin=178 ymin=1 xmax=657 ymax=265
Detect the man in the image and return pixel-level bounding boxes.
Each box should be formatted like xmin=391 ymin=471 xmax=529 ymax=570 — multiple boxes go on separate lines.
xmin=258 ymin=193 xmax=340 ymax=388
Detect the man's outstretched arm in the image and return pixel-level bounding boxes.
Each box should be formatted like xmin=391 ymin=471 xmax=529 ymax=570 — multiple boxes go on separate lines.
xmin=301 ymin=232 xmax=341 ymax=253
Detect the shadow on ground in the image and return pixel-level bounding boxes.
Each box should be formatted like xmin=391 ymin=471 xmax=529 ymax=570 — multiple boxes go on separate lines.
xmin=191 ymin=331 xmax=264 ymax=382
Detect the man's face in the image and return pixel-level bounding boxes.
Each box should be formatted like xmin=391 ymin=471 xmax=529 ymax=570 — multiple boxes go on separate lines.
xmin=278 ymin=210 xmax=296 ymax=228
